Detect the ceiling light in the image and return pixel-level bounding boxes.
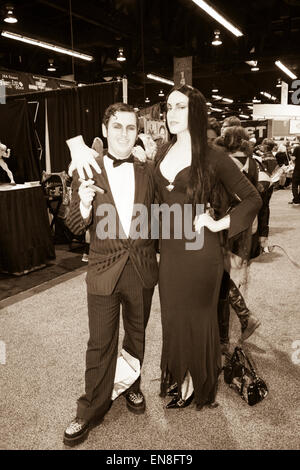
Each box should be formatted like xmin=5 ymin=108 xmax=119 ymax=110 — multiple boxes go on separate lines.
xmin=1 ymin=31 xmax=93 ymax=61
xmin=145 ymin=97 xmax=150 ymax=104
xmin=212 ymin=30 xmax=222 ymax=46
xmin=117 ymin=47 xmax=126 ymax=62
xmin=212 ymin=87 xmax=219 ymax=93
xmin=158 ymin=90 xmax=165 ymax=97
xmin=47 ymin=59 xmax=56 ymax=72
xmin=239 ymin=114 xmax=249 ymax=119
xmin=251 ymin=61 xmax=259 ymax=71
xmin=275 ymin=60 xmax=297 ymax=80
xmin=147 ymin=73 xmax=174 ymax=85
xmin=211 ymin=107 xmax=223 ymax=112
xmin=247 ymin=105 xmax=253 ymax=110
xmin=206 ymin=102 xmax=212 ymax=106
xmin=212 ymin=94 xmax=222 ymax=100
xmin=252 ymin=96 xmax=261 ymax=103
xmin=191 ymin=0 xmax=243 ymax=37
xmin=222 ymin=97 xmax=233 ymax=103
xmin=276 ymin=78 xmax=282 ymax=88
xmin=4 ymin=6 xmax=17 ymax=24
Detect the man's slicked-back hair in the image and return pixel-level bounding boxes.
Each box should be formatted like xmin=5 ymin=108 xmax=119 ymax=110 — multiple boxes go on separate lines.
xmin=102 ymin=102 xmax=139 ymax=129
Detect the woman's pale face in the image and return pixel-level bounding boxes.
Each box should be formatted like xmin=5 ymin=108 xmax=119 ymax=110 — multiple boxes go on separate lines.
xmin=167 ymin=90 xmax=189 ymax=135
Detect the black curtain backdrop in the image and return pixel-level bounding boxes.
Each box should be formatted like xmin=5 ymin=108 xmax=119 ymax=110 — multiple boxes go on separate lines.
xmin=6 ymin=81 xmax=121 ymax=174
xmin=0 ymin=100 xmax=40 ymax=183
xmin=47 ymin=82 xmax=121 ymax=172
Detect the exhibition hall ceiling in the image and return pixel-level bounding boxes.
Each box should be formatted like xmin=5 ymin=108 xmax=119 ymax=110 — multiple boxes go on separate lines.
xmin=0 ymin=0 xmax=300 ymax=112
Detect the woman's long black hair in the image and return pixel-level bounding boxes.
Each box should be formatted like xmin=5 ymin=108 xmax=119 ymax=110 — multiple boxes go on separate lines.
xmin=166 ymin=85 xmax=213 ymax=207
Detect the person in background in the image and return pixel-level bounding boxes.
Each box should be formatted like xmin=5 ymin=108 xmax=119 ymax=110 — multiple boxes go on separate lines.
xmin=289 ymin=143 xmax=300 ymax=205
xmin=214 ymin=126 xmax=261 ymax=352
xmin=257 ymin=138 xmax=278 ymax=252
xmin=207 ymin=117 xmax=221 ymax=144
xmin=221 ymin=116 xmax=241 ymax=136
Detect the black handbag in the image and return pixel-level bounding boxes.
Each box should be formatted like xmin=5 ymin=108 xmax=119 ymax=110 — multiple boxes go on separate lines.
xmin=224 ymin=346 xmax=268 ymax=406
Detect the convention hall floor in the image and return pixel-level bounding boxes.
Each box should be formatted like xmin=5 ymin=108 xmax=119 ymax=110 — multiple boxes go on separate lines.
xmin=0 ymin=188 xmax=299 ymax=450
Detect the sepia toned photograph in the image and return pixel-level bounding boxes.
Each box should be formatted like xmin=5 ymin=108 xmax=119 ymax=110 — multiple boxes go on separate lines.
xmin=0 ymin=0 xmax=299 ymax=457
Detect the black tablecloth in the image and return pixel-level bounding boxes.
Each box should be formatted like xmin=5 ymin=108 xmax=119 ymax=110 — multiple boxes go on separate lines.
xmin=0 ymin=186 xmax=55 ymax=274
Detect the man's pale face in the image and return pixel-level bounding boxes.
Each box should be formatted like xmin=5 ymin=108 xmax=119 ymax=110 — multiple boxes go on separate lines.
xmin=102 ymin=111 xmax=137 ymax=159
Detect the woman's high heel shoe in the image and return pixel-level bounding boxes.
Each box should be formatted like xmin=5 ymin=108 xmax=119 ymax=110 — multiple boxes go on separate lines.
xmin=166 ymin=392 xmax=194 ymax=409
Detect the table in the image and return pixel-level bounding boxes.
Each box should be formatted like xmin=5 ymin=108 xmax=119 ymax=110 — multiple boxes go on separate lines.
xmin=0 ymin=184 xmax=55 ymax=275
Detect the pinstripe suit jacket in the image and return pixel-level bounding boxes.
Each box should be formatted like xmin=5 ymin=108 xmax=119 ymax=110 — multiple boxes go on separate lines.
xmin=66 ymin=155 xmax=158 ymax=295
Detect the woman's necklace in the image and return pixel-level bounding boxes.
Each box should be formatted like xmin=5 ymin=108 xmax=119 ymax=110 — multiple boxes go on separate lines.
xmin=166 ymin=180 xmax=175 ymax=192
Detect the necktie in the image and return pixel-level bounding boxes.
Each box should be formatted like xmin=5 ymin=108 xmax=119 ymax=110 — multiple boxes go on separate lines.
xmin=106 ymin=152 xmax=134 ymax=167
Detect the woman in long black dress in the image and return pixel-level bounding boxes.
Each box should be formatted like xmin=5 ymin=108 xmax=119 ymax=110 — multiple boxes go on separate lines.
xmin=155 ymin=85 xmax=262 ymax=410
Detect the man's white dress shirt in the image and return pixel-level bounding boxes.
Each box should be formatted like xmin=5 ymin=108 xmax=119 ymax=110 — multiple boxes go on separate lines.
xmin=80 ymin=154 xmax=135 ymax=238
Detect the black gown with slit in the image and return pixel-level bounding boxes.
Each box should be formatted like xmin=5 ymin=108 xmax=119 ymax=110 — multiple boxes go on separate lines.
xmin=154 ymin=144 xmax=262 ymax=408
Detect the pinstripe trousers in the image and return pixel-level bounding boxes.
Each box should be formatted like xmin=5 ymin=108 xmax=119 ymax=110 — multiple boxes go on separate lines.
xmin=76 ymin=259 xmax=154 ymax=422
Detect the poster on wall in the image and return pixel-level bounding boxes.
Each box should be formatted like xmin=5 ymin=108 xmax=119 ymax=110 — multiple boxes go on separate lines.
xmin=144 ymin=120 xmax=168 ymax=143
xmin=174 ymin=56 xmax=193 ymax=87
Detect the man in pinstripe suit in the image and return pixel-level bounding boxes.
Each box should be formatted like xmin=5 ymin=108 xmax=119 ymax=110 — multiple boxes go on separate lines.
xmin=63 ymin=103 xmax=158 ymax=447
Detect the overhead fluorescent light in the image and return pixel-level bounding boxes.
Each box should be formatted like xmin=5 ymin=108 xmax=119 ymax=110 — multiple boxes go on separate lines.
xmin=191 ymin=0 xmax=243 ymax=37
xmin=1 ymin=31 xmax=93 ymax=61
xmin=247 ymin=105 xmax=253 ymax=110
xmin=147 ymin=73 xmax=174 ymax=85
xmin=206 ymin=102 xmax=212 ymax=106
xmin=211 ymin=107 xmax=223 ymax=112
xmin=222 ymin=97 xmax=233 ymax=103
xmin=260 ymin=91 xmax=277 ymax=101
xmin=275 ymin=60 xmax=297 ymax=80
xmin=239 ymin=114 xmax=249 ymax=119
xmin=212 ymin=94 xmax=223 ymax=100
xmin=252 ymin=96 xmax=261 ymax=103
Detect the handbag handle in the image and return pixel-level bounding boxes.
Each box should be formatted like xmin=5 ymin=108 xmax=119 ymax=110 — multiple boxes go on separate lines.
xmin=234 ymin=347 xmax=259 ymax=379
